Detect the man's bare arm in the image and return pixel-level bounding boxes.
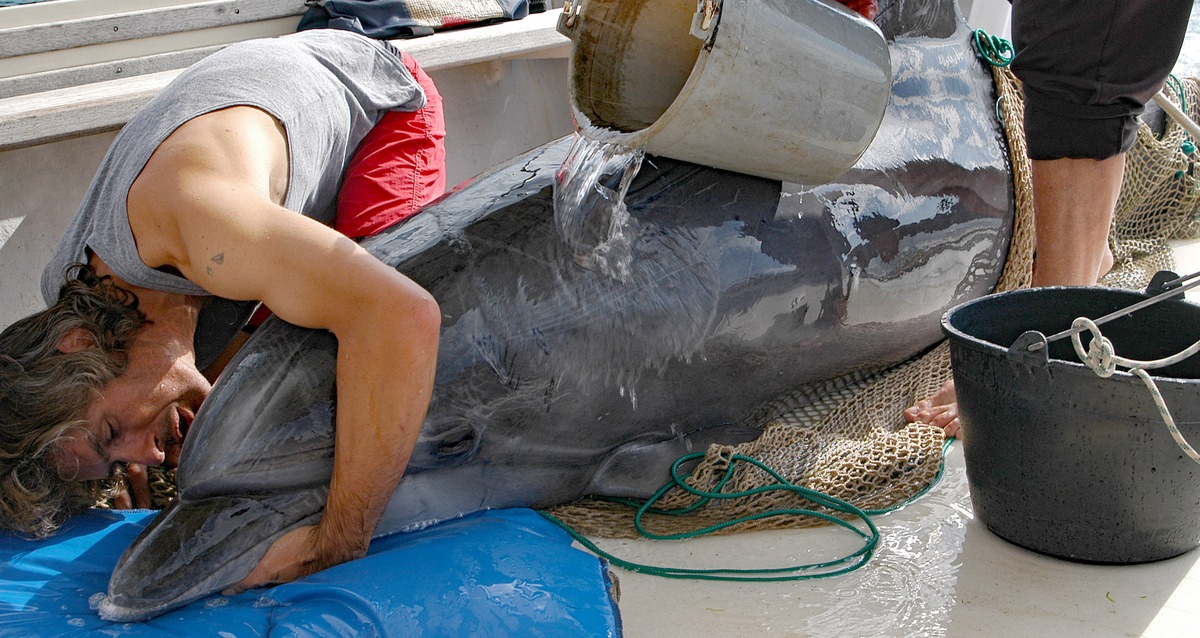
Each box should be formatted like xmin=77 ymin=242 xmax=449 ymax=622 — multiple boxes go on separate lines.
xmin=127 ymin=120 xmax=440 ymax=585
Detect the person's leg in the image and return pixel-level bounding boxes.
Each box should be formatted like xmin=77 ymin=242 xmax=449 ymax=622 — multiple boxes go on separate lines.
xmin=1029 ymin=155 xmax=1124 ymax=287
xmin=905 ymin=0 xmax=1192 ymax=438
xmin=903 ymin=154 xmax=1125 ymax=436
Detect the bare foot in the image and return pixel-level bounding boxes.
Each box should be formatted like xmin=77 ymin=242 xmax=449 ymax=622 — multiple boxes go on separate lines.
xmin=903 ymin=379 xmax=960 ymax=438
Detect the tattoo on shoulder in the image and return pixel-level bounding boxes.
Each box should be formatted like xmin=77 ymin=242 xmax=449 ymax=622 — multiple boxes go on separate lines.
xmin=207 ymin=252 xmax=224 ymax=277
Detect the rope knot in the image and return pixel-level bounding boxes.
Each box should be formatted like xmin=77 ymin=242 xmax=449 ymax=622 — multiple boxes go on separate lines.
xmin=971 ymin=29 xmax=1014 ymax=67
xmin=1065 ymin=313 xmax=1200 ymax=465
xmin=1071 ymin=317 xmax=1117 ymax=377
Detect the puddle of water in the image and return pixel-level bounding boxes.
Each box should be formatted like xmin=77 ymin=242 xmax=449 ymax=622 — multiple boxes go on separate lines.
xmin=791 ymin=458 xmax=972 ymax=638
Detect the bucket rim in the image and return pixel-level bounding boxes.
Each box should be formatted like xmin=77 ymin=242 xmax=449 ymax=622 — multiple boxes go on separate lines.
xmin=941 ymin=286 xmax=1200 ymax=385
xmin=565 ymin=0 xmax=710 ymax=149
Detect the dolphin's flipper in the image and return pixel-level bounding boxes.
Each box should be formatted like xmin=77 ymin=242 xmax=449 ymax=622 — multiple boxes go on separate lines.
xmin=100 ymin=490 xmax=326 ymax=622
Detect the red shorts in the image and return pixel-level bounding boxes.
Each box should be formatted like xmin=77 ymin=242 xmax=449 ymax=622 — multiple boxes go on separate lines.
xmin=334 ymin=50 xmax=447 ymax=238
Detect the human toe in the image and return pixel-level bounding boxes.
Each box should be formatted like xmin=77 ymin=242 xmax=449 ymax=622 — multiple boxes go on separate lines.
xmin=903 ymin=399 xmax=932 ymax=422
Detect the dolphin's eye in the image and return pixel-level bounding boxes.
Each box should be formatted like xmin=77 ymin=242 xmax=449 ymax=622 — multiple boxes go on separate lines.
xmin=436 ymin=427 xmax=478 ymax=457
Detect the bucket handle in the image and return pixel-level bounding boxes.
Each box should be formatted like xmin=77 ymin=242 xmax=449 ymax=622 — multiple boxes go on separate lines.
xmin=1067 ymin=316 xmax=1200 ymax=465
xmin=556 ymin=0 xmax=582 ymax=38
xmin=1005 ymin=330 xmax=1049 ymax=367
xmin=1023 ymin=269 xmax=1200 ymax=353
xmin=1005 ymin=270 xmax=1197 ymax=364
xmin=1002 ymin=270 xmax=1200 ymax=464
xmin=690 ymin=0 xmax=722 ymax=42
xmin=558 ymin=0 xmax=721 ymax=44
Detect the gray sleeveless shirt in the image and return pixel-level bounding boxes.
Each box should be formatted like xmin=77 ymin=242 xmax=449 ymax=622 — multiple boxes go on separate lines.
xmin=41 ymin=29 xmax=425 ymax=366
xmin=43 ymin=29 xmax=424 ymax=299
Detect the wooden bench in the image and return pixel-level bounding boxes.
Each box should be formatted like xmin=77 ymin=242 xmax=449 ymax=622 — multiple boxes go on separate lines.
xmin=0 ymin=1 xmax=570 ymax=150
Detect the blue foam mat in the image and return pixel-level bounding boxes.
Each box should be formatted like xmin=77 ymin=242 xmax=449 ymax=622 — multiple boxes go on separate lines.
xmin=0 ymin=508 xmax=621 ymax=637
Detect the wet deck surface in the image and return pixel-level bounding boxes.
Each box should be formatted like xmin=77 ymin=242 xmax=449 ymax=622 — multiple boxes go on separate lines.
xmin=606 ymin=446 xmax=1199 ymax=637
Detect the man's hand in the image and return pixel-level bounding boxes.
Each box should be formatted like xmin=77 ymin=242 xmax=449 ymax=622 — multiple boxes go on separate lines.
xmin=111 ymin=463 xmax=153 ymax=509
xmin=222 ymin=524 xmax=339 ymax=595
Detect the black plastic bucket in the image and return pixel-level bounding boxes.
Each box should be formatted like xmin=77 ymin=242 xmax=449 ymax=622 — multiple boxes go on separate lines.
xmin=943 ymin=283 xmax=1200 ymax=563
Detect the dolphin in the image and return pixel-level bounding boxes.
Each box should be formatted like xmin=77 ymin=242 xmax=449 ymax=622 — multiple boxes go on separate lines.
xmin=100 ymin=0 xmax=1013 ymax=621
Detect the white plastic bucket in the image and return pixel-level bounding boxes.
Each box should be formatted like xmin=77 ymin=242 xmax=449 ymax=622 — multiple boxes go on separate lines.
xmin=557 ymin=0 xmax=892 ymax=184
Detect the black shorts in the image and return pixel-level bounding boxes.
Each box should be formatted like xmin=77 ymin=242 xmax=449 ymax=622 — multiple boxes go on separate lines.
xmin=1011 ymin=0 xmax=1194 ymax=160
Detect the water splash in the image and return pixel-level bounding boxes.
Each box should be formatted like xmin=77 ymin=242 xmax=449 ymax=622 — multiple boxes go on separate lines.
xmin=552 ymin=131 xmax=645 ymax=281
xmin=88 ymin=593 xmax=106 ymax=610
xmin=204 ymin=596 xmax=230 ymax=610
xmin=619 ymin=384 xmax=639 ymax=410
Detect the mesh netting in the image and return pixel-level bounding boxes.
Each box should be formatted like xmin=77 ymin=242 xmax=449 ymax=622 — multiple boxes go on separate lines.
xmin=1102 ymin=77 xmax=1200 ymax=289
xmin=548 ymin=70 xmax=1200 ymax=539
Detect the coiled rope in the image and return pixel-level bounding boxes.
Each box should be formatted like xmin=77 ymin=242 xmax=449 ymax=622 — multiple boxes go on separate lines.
xmin=972 ymin=29 xmax=1013 ymax=68
xmin=971 ymin=29 xmax=1013 ymax=124
xmin=540 ymin=452 xmax=879 ymax=581
xmin=540 ymin=439 xmax=954 ymax=582
xmin=1071 ymin=317 xmax=1200 ymax=464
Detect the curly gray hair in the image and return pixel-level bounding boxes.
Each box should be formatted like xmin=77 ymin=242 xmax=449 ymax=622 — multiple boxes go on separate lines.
xmin=0 ymin=264 xmax=146 ymax=538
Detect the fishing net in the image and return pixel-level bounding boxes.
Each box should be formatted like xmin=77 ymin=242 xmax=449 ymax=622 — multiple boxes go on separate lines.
xmin=547 ymin=71 xmax=1200 ymax=538
xmin=1102 ymin=76 xmax=1200 ymax=289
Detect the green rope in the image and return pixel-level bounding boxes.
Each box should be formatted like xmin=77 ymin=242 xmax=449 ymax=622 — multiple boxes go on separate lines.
xmin=971 ymin=29 xmax=1013 ymax=126
xmin=1163 ymin=74 xmax=1196 ymax=183
xmin=972 ymin=29 xmax=1013 ymax=68
xmin=538 ymin=439 xmax=956 ymax=582
xmin=1165 ymin=74 xmax=1194 ymax=156
xmin=1166 ymin=74 xmax=1188 ymax=116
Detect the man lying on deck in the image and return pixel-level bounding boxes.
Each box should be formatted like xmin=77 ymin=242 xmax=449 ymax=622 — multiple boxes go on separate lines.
xmin=0 ymin=29 xmax=445 ymax=593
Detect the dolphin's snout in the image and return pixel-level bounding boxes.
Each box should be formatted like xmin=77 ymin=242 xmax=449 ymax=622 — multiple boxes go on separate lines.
xmin=104 ymin=490 xmax=326 ymax=621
